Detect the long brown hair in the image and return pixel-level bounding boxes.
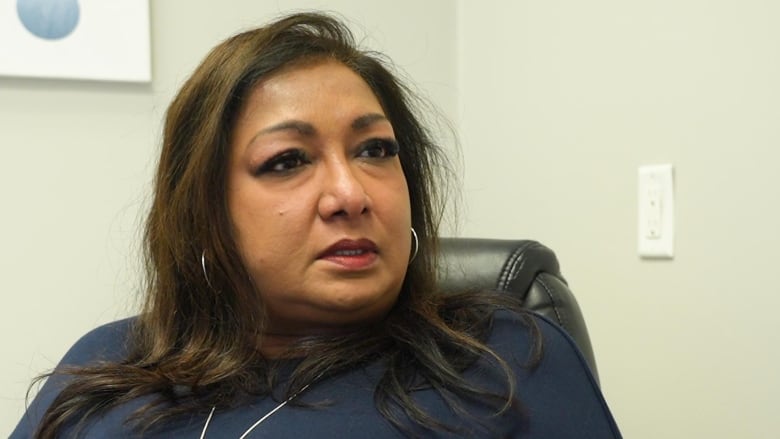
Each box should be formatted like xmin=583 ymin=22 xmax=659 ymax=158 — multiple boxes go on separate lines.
xmin=33 ymin=12 xmax=541 ymax=438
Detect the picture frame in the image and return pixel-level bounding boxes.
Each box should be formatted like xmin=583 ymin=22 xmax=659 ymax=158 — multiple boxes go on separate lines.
xmin=0 ymin=0 xmax=151 ymax=83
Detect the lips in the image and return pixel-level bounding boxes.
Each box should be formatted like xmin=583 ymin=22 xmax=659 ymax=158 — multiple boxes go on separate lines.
xmin=318 ymin=238 xmax=378 ymax=269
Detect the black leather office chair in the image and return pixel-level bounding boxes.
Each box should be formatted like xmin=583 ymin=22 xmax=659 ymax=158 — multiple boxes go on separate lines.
xmin=436 ymin=238 xmax=599 ymax=383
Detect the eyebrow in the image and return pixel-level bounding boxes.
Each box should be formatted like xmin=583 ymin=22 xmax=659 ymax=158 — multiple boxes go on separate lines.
xmin=257 ymin=120 xmax=316 ymax=137
xmin=248 ymin=113 xmax=390 ymax=147
xmin=351 ymin=113 xmax=389 ymax=130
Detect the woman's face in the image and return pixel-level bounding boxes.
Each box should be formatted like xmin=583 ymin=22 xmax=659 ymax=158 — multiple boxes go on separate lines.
xmin=228 ymin=60 xmax=412 ymax=335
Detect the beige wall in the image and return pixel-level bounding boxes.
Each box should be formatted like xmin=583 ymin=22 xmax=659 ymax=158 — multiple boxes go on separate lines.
xmin=0 ymin=1 xmax=457 ymax=434
xmin=457 ymin=1 xmax=780 ymax=437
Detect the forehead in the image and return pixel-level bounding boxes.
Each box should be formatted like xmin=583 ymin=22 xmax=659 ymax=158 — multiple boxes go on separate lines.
xmin=229 ymin=60 xmax=394 ymax=154
xmin=240 ymin=60 xmax=384 ymax=116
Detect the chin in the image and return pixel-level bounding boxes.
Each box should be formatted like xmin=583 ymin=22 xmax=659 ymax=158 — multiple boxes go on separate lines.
xmin=318 ymin=289 xmax=399 ymax=322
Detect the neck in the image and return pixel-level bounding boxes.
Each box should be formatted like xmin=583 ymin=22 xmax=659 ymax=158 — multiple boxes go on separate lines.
xmin=258 ymin=326 xmax=359 ymax=358
xmin=258 ymin=332 xmax=307 ymax=358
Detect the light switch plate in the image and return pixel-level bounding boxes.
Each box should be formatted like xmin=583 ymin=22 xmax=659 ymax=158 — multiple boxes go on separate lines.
xmin=638 ymin=164 xmax=674 ymax=258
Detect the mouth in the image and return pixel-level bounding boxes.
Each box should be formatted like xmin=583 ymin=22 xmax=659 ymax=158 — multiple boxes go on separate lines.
xmin=318 ymin=238 xmax=379 ymax=270
xmin=331 ymin=249 xmax=370 ymax=256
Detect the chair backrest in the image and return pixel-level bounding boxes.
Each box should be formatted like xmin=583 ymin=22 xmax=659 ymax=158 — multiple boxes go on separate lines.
xmin=436 ymin=238 xmax=599 ymax=382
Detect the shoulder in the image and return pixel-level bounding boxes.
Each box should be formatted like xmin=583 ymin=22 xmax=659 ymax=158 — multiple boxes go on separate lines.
xmin=58 ymin=317 xmax=137 ymax=367
xmin=486 ymin=308 xmax=600 ymax=396
xmin=486 ymin=310 xmax=622 ymax=438
xmin=10 ymin=317 xmax=138 ymax=438
xmin=488 ymin=309 xmax=597 ymax=378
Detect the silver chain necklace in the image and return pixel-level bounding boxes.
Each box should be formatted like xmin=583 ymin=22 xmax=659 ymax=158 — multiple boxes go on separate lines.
xmin=198 ymin=383 xmax=311 ymax=439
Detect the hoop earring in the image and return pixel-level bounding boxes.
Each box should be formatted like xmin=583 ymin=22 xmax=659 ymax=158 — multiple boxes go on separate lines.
xmin=201 ymin=250 xmax=215 ymax=290
xmin=409 ymin=227 xmax=419 ymax=263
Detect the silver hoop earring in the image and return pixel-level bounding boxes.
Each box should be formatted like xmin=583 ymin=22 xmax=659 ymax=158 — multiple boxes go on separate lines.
xmin=201 ymin=250 xmax=215 ymax=290
xmin=409 ymin=227 xmax=419 ymax=263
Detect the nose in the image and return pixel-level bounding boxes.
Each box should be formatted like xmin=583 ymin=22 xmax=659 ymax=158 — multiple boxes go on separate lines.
xmin=317 ymin=158 xmax=370 ymax=220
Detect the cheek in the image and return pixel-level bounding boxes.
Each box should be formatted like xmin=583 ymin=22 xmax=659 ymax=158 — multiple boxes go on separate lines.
xmin=375 ymin=178 xmax=412 ymax=236
xmin=389 ymin=176 xmax=411 ymax=220
xmin=230 ymin=191 xmax=294 ymax=254
xmin=232 ymin=193 xmax=318 ymax=268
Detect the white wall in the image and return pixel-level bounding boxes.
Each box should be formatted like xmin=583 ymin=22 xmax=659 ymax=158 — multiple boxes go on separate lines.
xmin=0 ymin=1 xmax=457 ymax=435
xmin=458 ymin=1 xmax=780 ymax=438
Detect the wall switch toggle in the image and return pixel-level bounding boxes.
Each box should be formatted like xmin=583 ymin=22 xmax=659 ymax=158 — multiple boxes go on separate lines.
xmin=638 ymin=164 xmax=674 ymax=258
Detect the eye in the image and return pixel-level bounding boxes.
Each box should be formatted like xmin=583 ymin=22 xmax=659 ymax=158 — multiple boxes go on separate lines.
xmin=255 ymin=149 xmax=310 ymax=175
xmin=357 ymin=138 xmax=400 ymax=159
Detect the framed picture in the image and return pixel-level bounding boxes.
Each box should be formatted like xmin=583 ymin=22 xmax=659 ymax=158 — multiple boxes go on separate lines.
xmin=0 ymin=0 xmax=151 ymax=82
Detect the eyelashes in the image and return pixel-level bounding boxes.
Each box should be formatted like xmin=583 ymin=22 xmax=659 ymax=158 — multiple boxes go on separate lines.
xmin=255 ymin=149 xmax=310 ymax=175
xmin=254 ymin=138 xmax=399 ymax=176
xmin=357 ymin=138 xmax=400 ymax=159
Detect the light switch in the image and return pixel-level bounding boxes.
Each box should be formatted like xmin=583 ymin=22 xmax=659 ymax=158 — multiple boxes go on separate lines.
xmin=638 ymin=164 xmax=674 ymax=258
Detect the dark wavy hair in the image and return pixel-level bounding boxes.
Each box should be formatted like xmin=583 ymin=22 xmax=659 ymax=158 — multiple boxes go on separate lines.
xmin=32 ymin=12 xmax=541 ymax=438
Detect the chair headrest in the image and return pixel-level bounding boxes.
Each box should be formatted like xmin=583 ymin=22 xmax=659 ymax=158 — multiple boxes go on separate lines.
xmin=436 ymin=238 xmax=564 ymax=298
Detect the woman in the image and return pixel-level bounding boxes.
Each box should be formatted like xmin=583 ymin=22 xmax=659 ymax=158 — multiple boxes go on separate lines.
xmin=13 ymin=12 xmax=621 ymax=438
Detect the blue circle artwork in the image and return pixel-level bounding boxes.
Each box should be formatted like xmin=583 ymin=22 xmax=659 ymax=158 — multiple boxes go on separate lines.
xmin=17 ymin=0 xmax=80 ymax=40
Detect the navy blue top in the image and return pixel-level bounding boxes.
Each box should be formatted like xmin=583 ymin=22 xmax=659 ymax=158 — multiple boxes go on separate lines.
xmin=12 ymin=311 xmax=621 ymax=438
